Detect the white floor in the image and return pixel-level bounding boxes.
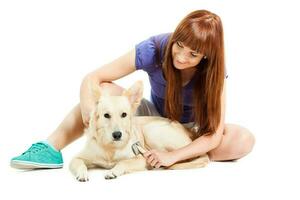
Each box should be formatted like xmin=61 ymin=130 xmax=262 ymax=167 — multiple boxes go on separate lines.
xmin=2 ymin=137 xmax=299 ymax=200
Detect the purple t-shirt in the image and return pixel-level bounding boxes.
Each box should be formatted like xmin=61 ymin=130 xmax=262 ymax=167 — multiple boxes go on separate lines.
xmin=135 ymin=33 xmax=227 ymax=123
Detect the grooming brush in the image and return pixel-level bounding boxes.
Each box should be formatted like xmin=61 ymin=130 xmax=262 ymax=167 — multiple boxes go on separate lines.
xmin=131 ymin=141 xmax=147 ymax=155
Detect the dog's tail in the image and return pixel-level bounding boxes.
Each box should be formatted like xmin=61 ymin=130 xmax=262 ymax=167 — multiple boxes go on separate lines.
xmin=167 ymin=155 xmax=209 ymax=170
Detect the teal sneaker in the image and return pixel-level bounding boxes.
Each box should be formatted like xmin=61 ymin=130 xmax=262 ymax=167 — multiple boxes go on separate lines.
xmin=10 ymin=141 xmax=63 ymax=169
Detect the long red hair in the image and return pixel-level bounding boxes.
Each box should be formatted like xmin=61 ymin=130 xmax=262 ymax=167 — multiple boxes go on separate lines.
xmin=162 ymin=10 xmax=225 ymax=137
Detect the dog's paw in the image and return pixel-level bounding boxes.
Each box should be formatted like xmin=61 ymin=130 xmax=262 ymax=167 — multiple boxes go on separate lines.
xmin=104 ymin=170 xmax=117 ymax=180
xmin=76 ymin=169 xmax=89 ymax=182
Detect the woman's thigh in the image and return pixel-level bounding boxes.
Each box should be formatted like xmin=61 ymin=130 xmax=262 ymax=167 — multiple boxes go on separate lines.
xmin=99 ymin=82 xmax=125 ymax=95
xmin=135 ymin=98 xmax=161 ymax=117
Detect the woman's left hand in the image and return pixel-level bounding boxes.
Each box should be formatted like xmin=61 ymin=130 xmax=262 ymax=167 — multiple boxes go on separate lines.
xmin=143 ymin=149 xmax=178 ymax=168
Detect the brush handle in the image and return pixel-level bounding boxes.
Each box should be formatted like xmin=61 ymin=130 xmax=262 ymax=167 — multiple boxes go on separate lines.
xmin=136 ymin=145 xmax=147 ymax=154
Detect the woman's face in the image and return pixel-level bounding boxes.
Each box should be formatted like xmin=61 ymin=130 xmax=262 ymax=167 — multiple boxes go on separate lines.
xmin=172 ymin=41 xmax=204 ymax=70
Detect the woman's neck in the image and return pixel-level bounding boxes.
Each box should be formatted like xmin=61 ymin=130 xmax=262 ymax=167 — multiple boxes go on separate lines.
xmin=181 ymin=67 xmax=197 ymax=86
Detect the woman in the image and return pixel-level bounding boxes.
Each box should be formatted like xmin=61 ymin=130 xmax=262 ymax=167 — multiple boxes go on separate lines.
xmin=11 ymin=10 xmax=255 ymax=169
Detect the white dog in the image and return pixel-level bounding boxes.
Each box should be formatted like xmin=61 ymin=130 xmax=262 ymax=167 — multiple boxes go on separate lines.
xmin=69 ymin=81 xmax=209 ymax=181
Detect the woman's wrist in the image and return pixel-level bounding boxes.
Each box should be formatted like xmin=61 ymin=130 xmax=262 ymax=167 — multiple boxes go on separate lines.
xmin=170 ymin=150 xmax=181 ymax=164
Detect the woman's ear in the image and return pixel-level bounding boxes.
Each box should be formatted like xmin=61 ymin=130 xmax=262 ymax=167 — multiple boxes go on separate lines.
xmin=122 ymin=80 xmax=144 ymax=111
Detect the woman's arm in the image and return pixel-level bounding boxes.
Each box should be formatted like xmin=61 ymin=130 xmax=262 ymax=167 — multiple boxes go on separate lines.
xmin=80 ymin=48 xmax=136 ymax=126
xmin=144 ymin=81 xmax=226 ymax=167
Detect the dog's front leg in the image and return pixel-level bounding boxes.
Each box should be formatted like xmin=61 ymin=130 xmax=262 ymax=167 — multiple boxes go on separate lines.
xmin=104 ymin=155 xmax=147 ymax=179
xmin=69 ymin=157 xmax=90 ymax=182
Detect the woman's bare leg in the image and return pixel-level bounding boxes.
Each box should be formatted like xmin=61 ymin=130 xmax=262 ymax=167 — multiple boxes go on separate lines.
xmin=47 ymin=82 xmax=124 ymax=150
xmin=47 ymin=103 xmax=85 ymax=150
xmin=208 ymin=124 xmax=255 ymax=161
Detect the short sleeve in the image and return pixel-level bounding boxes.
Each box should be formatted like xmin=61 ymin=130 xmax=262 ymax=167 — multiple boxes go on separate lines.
xmin=135 ymin=36 xmax=157 ymax=73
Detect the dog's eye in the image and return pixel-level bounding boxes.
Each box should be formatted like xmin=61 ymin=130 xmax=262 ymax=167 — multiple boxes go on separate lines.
xmin=121 ymin=112 xmax=127 ymax=118
xmin=104 ymin=113 xmax=111 ymax=118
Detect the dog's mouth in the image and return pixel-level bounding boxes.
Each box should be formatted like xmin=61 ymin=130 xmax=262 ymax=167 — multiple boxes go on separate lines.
xmin=110 ymin=138 xmax=127 ymax=148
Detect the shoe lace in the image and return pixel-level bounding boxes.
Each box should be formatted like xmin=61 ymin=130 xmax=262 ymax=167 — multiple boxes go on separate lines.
xmin=22 ymin=142 xmax=48 ymax=155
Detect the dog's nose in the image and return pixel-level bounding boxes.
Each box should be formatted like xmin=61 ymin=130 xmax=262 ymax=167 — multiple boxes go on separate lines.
xmin=112 ymin=131 xmax=122 ymax=140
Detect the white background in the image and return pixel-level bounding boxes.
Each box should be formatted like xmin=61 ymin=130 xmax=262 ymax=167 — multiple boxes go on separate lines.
xmin=0 ymin=0 xmax=299 ymax=199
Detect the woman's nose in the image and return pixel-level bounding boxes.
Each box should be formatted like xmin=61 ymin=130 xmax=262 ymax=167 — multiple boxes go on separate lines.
xmin=177 ymin=54 xmax=187 ymax=63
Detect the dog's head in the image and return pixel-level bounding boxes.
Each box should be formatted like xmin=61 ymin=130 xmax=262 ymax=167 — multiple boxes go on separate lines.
xmin=88 ymin=81 xmax=143 ymax=149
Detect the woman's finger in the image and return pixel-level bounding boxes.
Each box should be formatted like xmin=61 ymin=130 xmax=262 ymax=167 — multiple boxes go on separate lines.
xmin=147 ymin=154 xmax=155 ymax=164
xmin=154 ymin=162 xmax=161 ymax=168
xmin=143 ymin=151 xmax=151 ymax=158
xmin=151 ymin=159 xmax=159 ymax=167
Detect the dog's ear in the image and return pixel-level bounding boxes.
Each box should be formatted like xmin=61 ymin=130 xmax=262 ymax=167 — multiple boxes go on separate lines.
xmin=122 ymin=80 xmax=143 ymax=111
xmin=88 ymin=81 xmax=101 ymax=103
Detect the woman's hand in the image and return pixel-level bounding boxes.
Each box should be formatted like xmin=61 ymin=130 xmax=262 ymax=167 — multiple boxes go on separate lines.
xmin=80 ymin=103 xmax=93 ymax=127
xmin=80 ymin=74 xmax=98 ymax=128
xmin=143 ymin=149 xmax=178 ymax=168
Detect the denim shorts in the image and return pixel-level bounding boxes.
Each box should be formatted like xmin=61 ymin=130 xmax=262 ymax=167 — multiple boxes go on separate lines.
xmin=136 ymin=98 xmax=197 ymax=131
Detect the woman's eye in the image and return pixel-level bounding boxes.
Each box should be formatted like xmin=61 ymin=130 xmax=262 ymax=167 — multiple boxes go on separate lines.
xmin=191 ymin=53 xmax=198 ymax=57
xmin=121 ymin=112 xmax=127 ymax=118
xmin=104 ymin=113 xmax=111 ymax=118
xmin=176 ymin=41 xmax=183 ymax=48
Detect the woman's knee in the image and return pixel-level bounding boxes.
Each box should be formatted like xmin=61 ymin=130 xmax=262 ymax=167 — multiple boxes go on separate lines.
xmin=99 ymin=82 xmax=125 ymax=96
xmin=208 ymin=124 xmax=255 ymax=161
xmin=237 ymin=127 xmax=256 ymax=157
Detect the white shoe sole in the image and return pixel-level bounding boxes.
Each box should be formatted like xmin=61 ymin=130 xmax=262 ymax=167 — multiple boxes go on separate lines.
xmin=10 ymin=160 xmax=63 ymax=169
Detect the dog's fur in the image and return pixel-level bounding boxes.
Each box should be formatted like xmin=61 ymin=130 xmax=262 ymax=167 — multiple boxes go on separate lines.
xmin=69 ymin=81 xmax=209 ymax=181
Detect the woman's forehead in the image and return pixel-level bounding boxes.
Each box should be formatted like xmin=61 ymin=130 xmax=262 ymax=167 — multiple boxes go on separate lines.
xmin=176 ymin=41 xmax=202 ymax=54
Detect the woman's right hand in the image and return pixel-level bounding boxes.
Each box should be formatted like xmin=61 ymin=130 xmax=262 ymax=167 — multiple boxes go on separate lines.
xmin=79 ymin=49 xmax=136 ymax=127
xmin=80 ymin=74 xmax=97 ymax=128
xmin=80 ymin=104 xmax=93 ymax=127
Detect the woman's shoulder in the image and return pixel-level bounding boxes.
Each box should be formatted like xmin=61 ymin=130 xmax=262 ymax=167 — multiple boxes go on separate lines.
xmin=151 ymin=32 xmax=171 ymax=49
xmin=135 ymin=33 xmax=171 ymax=71
xmin=138 ymin=33 xmax=171 ymax=50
